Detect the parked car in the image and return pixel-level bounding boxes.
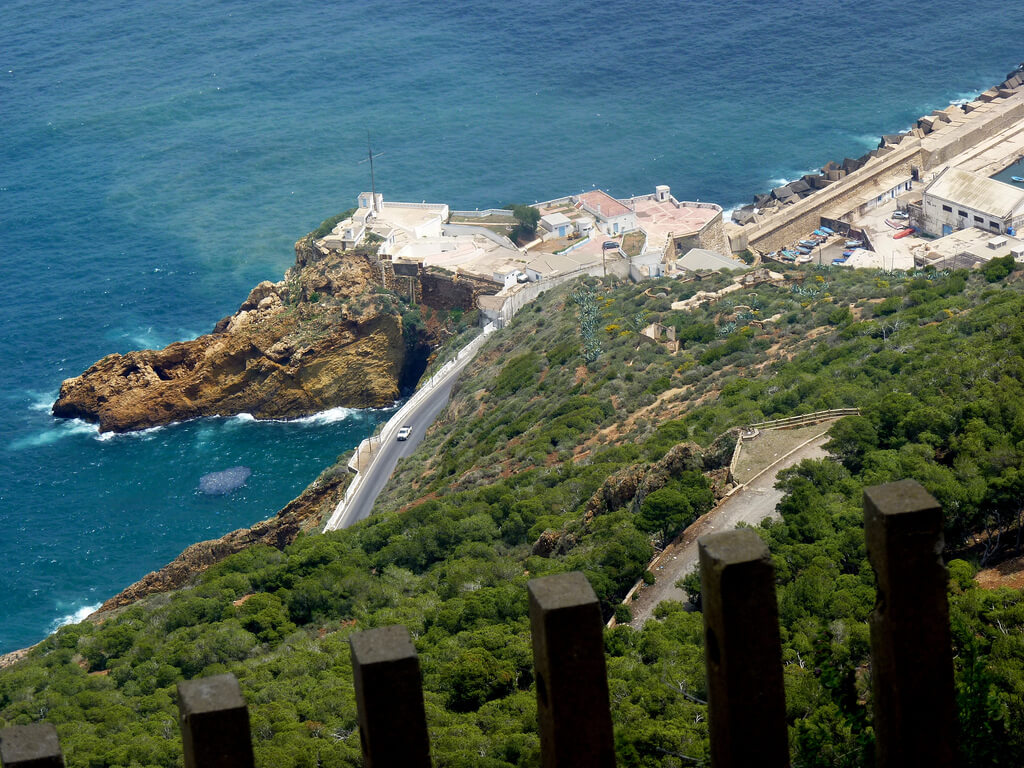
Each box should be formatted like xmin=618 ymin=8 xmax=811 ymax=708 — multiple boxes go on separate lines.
xmin=892 ymin=210 xmax=909 ymax=220
xmin=396 ymin=425 xmax=412 ymax=441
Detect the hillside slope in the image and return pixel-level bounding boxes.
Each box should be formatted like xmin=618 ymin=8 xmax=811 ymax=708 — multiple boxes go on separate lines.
xmin=4 ymin=264 xmax=1024 ymax=767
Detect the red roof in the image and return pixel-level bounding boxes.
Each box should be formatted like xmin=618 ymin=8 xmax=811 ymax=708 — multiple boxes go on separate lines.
xmin=576 ymin=190 xmax=631 ymax=219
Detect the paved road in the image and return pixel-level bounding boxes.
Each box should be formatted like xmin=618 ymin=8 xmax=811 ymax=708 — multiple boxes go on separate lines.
xmin=327 ymin=352 xmax=475 ymax=530
xmin=628 ymin=434 xmax=830 ymax=627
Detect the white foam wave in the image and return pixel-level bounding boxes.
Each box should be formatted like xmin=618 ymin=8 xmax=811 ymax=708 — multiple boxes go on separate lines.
xmin=27 ymin=390 xmax=59 ymax=412
xmin=288 ymin=406 xmax=358 ymax=425
xmin=49 ymin=602 xmax=102 ymax=633
xmin=95 ymin=422 xmax=169 ymax=441
xmin=9 ymin=417 xmax=100 ymax=450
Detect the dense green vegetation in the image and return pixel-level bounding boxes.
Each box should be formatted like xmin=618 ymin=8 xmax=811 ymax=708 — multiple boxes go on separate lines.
xmin=3 ymin=264 xmax=1024 ymax=766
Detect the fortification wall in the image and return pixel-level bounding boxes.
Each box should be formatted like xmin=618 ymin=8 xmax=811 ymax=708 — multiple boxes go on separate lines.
xmin=420 ymin=271 xmax=499 ymax=312
xmin=735 ymin=143 xmax=922 ymax=253
xmin=920 ymin=93 xmax=1024 ymax=169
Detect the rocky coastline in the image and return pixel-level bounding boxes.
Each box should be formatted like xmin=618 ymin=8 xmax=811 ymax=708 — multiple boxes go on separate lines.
xmin=52 ymin=238 xmax=428 ymax=433
xmin=34 ymin=231 xmax=496 ymax=635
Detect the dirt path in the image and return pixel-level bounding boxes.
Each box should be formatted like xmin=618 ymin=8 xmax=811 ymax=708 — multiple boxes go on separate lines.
xmin=628 ymin=432 xmax=831 ymax=627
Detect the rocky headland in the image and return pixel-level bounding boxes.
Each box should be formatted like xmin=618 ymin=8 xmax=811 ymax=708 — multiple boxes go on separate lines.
xmin=52 ymin=237 xmax=432 ymax=433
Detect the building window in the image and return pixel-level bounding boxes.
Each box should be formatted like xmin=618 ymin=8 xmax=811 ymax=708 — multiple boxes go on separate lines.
xmin=991 ymin=221 xmax=1001 ymax=231
xmin=974 ymin=216 xmax=984 ymax=223
xmin=958 ymin=210 xmax=968 ymax=218
xmin=942 ymin=205 xmax=953 ymax=213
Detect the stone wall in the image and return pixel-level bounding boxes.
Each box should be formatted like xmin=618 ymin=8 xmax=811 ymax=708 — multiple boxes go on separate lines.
xmin=420 ymin=271 xmax=499 ymax=312
xmin=732 ymin=143 xmax=922 ymax=253
xmin=674 ymin=210 xmax=730 ymax=256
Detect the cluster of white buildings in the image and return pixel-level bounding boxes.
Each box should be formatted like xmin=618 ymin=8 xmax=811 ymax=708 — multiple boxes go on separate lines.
xmin=319 ymin=184 xmax=737 ymax=292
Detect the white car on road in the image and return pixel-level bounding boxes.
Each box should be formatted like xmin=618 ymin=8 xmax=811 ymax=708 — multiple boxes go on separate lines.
xmin=396 ymin=425 xmax=412 ymax=441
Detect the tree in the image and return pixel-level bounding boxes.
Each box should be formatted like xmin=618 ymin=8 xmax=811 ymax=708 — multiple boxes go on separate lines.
xmin=506 ymin=204 xmax=541 ymax=243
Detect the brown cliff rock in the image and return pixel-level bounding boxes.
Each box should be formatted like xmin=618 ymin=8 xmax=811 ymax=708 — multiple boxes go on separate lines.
xmin=53 ymin=243 xmax=413 ymax=432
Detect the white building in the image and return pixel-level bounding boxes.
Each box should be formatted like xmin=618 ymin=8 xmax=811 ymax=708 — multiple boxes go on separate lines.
xmin=539 ymin=212 xmax=573 ymax=238
xmin=921 ymin=167 xmax=1024 ymax=237
xmin=574 ymin=189 xmax=638 ymax=235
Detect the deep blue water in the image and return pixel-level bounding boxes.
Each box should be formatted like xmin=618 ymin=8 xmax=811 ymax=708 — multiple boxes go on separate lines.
xmin=1 ymin=0 xmax=1020 ymax=653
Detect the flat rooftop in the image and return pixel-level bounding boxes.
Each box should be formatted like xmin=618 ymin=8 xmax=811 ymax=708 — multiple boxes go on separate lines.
xmin=916 ymin=226 xmax=1024 ymax=268
xmin=366 ymin=203 xmax=445 ymax=232
xmin=576 ymin=189 xmax=631 ymax=219
xmin=924 ymin=167 xmax=1024 ymax=218
xmin=633 ymin=197 xmax=719 ymax=245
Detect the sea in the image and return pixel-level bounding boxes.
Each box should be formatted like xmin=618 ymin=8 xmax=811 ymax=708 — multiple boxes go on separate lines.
xmin=0 ymin=0 xmax=1020 ymax=654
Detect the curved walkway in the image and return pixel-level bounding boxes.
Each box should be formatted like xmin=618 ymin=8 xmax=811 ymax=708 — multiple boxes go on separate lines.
xmin=628 ymin=429 xmax=833 ymax=627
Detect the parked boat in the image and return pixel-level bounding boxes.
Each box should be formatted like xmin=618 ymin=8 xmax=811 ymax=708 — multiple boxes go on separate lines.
xmin=780 ymin=250 xmax=797 ymax=261
xmin=798 ymin=240 xmax=817 ymax=248
xmin=796 ymin=246 xmax=812 ymax=255
xmin=893 ymin=226 xmax=916 ymax=239
xmin=845 ymin=240 xmax=863 ymax=248
xmin=885 ymin=219 xmax=903 ymax=229
xmin=1012 ymin=176 xmax=1024 ymax=183
xmin=796 ymin=254 xmax=813 ymax=264
xmin=843 ymin=250 xmax=854 ymax=257
xmin=832 ymin=258 xmax=848 ymax=265
xmin=819 ymin=226 xmax=835 ymax=235
xmin=813 ymin=229 xmax=830 ymax=237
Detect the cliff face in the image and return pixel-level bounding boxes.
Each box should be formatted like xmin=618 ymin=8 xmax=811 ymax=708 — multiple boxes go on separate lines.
xmin=54 ymin=241 xmax=414 ymax=432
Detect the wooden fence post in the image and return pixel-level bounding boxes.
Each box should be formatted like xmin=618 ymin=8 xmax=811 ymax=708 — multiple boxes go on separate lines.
xmin=350 ymin=625 xmax=431 ymax=768
xmin=699 ymin=528 xmax=789 ymax=768
xmin=0 ymin=723 xmax=64 ymax=767
xmin=177 ymin=673 xmax=254 ymax=768
xmin=863 ymin=479 xmax=956 ymax=767
xmin=528 ymin=572 xmax=615 ymax=768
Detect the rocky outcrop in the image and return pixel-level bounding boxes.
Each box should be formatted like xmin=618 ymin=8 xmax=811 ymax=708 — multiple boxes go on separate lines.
xmin=96 ymin=461 xmax=351 ymax=612
xmin=582 ymin=440 xmax=731 ymax=523
xmin=54 ymin=242 xmax=420 ymax=432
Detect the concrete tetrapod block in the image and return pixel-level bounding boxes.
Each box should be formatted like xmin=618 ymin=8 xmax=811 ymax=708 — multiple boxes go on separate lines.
xmin=177 ymin=674 xmax=254 ymax=768
xmin=699 ymin=528 xmax=788 ymax=768
xmin=528 ymin=571 xmax=615 ymax=768
xmin=863 ymin=479 xmax=956 ymax=767
xmin=350 ymin=625 xmax=431 ymax=768
xmin=0 ymin=723 xmax=64 ymax=768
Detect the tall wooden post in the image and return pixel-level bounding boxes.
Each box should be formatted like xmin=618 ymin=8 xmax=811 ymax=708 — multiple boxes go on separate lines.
xmin=699 ymin=528 xmax=789 ymax=767
xmin=177 ymin=674 xmax=254 ymax=768
xmin=0 ymin=723 xmax=64 ymax=767
xmin=528 ymin=572 xmax=616 ymax=768
xmin=864 ymin=480 xmax=957 ymax=767
xmin=350 ymin=625 xmax=431 ymax=768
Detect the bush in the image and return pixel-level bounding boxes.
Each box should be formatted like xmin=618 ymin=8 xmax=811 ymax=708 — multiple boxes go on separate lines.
xmin=614 ymin=604 xmax=633 ymax=624
xmin=311 ymin=208 xmax=356 ymax=239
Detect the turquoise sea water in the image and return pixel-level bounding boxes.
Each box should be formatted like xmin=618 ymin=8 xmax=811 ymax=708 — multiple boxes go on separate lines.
xmin=1 ymin=0 xmax=1020 ymax=653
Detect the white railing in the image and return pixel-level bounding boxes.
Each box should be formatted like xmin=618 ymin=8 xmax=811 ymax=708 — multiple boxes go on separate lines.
xmin=449 ymin=209 xmax=515 ymax=219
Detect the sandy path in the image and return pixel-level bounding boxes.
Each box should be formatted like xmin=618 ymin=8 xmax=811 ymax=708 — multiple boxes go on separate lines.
xmin=628 ymin=435 xmax=831 ymax=626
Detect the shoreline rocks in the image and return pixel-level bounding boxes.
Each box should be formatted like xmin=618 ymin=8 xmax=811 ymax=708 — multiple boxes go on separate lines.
xmin=53 ymin=242 xmax=417 ymax=433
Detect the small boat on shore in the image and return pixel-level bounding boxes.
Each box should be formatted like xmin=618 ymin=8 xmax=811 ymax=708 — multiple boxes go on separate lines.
xmin=885 ymin=219 xmax=903 ymax=229
xmin=819 ymin=226 xmax=835 ymax=235
xmin=780 ymin=250 xmax=797 ymax=261
xmin=843 ymin=250 xmax=854 ymax=257
xmin=813 ymin=228 xmax=830 ymax=237
xmin=796 ymin=246 xmax=812 ymax=254
xmin=1012 ymin=176 xmax=1024 ymax=183
xmin=832 ymin=257 xmax=848 ymax=266
xmin=796 ymin=254 xmax=813 ymax=264
xmin=798 ymin=240 xmax=817 ymax=248
xmin=845 ymin=240 xmax=863 ymax=248
xmin=893 ymin=226 xmax=916 ymax=239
